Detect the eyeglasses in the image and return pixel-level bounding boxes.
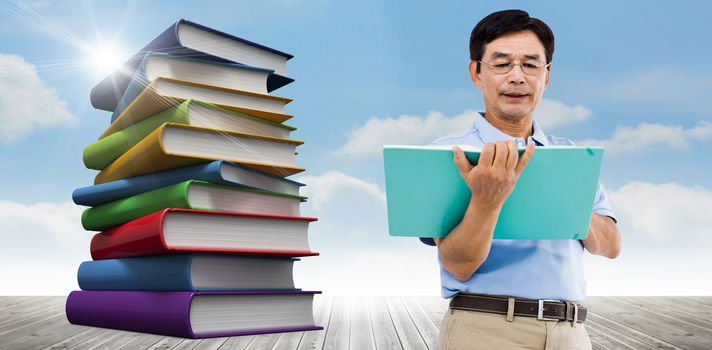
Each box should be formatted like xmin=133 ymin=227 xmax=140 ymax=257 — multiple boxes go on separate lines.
xmin=478 ymin=60 xmax=551 ymax=75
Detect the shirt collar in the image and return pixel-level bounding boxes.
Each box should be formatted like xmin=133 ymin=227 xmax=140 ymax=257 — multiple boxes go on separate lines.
xmin=473 ymin=112 xmax=549 ymax=147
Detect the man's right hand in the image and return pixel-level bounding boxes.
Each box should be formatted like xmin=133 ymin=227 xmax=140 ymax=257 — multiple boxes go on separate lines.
xmin=453 ymin=141 xmax=535 ymax=212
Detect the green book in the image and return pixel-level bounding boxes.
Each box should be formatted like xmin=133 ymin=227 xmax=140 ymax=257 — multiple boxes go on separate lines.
xmin=81 ymin=180 xmax=307 ymax=231
xmin=82 ymin=99 xmax=296 ymax=170
xmin=383 ymin=145 xmax=604 ymax=240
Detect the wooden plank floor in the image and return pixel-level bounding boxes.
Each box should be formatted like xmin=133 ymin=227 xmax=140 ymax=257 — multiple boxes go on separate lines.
xmin=0 ymin=296 xmax=711 ymax=350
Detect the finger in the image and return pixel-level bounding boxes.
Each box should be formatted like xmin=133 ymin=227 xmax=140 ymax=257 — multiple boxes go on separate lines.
xmin=479 ymin=143 xmax=495 ymax=167
xmin=505 ymin=140 xmax=518 ymax=171
xmin=514 ymin=142 xmax=536 ymax=176
xmin=452 ymin=146 xmax=473 ymax=177
xmin=493 ymin=141 xmax=508 ymax=169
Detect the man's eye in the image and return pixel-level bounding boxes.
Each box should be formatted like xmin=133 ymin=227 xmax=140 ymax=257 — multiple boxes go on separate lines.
xmin=524 ymin=63 xmax=539 ymax=69
xmin=494 ymin=63 xmax=511 ymax=68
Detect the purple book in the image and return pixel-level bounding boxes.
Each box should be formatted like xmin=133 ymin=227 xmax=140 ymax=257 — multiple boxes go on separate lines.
xmin=66 ymin=290 xmax=322 ymax=338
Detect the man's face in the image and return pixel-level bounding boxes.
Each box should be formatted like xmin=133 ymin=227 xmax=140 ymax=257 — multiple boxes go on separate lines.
xmin=470 ymin=30 xmax=550 ymax=122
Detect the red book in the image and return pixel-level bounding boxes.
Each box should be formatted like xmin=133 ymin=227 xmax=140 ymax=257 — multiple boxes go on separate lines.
xmin=91 ymin=208 xmax=318 ymax=260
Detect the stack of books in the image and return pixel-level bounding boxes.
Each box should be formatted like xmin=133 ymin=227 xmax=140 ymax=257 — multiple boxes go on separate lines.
xmin=66 ymin=19 xmax=322 ymax=338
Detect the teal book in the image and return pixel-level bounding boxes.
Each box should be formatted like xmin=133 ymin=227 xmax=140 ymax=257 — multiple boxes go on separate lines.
xmin=383 ymin=145 xmax=604 ymax=240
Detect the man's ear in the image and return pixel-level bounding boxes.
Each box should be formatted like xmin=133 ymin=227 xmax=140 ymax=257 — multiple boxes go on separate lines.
xmin=469 ymin=60 xmax=482 ymax=90
xmin=544 ymin=63 xmax=551 ymax=89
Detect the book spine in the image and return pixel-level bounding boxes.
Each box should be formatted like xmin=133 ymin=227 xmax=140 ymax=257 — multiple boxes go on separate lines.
xmin=73 ymin=161 xmax=220 ymax=206
xmin=111 ymin=57 xmax=150 ymax=122
xmin=77 ymin=255 xmax=194 ymax=290
xmin=90 ymin=210 xmax=169 ymax=260
xmin=84 ymin=102 xmax=190 ymax=170
xmin=66 ymin=290 xmax=194 ymax=338
xmin=81 ymin=181 xmax=191 ymax=231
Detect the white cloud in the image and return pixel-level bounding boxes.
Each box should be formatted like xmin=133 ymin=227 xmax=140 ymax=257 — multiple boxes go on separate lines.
xmin=295 ymin=171 xmax=440 ymax=295
xmin=336 ymin=99 xmax=592 ymax=157
xmin=0 ymin=200 xmax=89 ymax=295
xmin=335 ymin=110 xmax=478 ymax=157
xmin=604 ymin=68 xmax=712 ymax=104
xmin=577 ymin=121 xmax=712 ymax=154
xmin=0 ymin=54 xmax=76 ymax=143
xmin=534 ymin=98 xmax=592 ymax=130
xmin=298 ymin=171 xmax=386 ymax=212
xmin=607 ymin=182 xmax=712 ymax=240
xmin=584 ymin=181 xmax=712 ymax=295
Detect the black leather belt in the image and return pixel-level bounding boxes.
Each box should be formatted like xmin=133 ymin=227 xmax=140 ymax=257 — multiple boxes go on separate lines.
xmin=449 ymin=293 xmax=587 ymax=323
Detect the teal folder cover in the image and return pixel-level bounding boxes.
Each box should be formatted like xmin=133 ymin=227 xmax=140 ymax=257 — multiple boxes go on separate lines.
xmin=383 ymin=145 xmax=604 ymax=239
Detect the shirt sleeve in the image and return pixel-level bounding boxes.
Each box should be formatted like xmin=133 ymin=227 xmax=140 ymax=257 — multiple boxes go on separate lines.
xmin=592 ymin=183 xmax=618 ymax=223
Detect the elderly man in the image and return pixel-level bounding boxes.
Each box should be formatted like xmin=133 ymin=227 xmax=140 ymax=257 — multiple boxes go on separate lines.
xmin=421 ymin=9 xmax=622 ymax=350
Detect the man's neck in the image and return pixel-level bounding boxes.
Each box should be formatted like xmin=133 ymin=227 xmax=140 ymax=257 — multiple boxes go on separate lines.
xmin=482 ymin=110 xmax=534 ymax=140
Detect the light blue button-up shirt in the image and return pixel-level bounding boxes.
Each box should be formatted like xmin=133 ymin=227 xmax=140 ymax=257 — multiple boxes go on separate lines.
xmin=421 ymin=112 xmax=617 ymax=301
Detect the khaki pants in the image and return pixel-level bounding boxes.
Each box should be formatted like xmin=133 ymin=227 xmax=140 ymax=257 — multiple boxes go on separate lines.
xmin=438 ymin=308 xmax=592 ymax=350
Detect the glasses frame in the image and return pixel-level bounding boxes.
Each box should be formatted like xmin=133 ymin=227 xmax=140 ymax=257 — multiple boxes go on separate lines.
xmin=477 ymin=59 xmax=551 ymax=75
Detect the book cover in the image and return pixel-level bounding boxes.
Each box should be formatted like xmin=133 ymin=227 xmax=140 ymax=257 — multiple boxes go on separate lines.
xmin=89 ymin=209 xmax=319 ymax=260
xmin=90 ymin=19 xmax=294 ymax=112
xmin=78 ymin=254 xmax=300 ymax=291
xmin=383 ymin=145 xmax=603 ymax=239
xmin=83 ymin=99 xmax=296 ymax=170
xmin=81 ymin=180 xmax=306 ymax=230
xmin=93 ymin=123 xmax=304 ymax=185
xmin=73 ymin=161 xmax=304 ymax=206
xmin=66 ymin=290 xmax=322 ymax=338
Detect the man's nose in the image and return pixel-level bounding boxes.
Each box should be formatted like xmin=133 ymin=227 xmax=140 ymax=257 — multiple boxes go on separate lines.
xmin=507 ymin=65 xmax=526 ymax=84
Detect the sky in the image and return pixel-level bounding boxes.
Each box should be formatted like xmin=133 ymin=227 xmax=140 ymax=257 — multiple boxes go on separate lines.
xmin=1 ymin=0 xmax=711 ymax=296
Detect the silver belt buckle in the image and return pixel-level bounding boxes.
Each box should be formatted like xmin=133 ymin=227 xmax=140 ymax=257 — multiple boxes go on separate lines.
xmin=537 ymin=299 xmax=560 ymax=321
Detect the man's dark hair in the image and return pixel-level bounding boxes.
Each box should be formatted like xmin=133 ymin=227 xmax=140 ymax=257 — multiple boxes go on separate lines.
xmin=470 ymin=9 xmax=554 ymax=73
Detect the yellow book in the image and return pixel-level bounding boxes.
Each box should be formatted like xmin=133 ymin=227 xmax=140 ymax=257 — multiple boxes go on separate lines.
xmin=100 ymin=77 xmax=293 ymax=139
xmin=94 ymin=123 xmax=304 ymax=184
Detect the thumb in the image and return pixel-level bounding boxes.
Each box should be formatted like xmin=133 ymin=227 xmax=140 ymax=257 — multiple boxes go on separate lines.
xmin=514 ymin=142 xmax=535 ymax=176
xmin=452 ymin=146 xmax=474 ymax=178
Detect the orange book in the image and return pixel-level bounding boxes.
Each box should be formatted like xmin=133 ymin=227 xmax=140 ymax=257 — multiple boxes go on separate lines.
xmin=94 ymin=123 xmax=304 ymax=184
xmin=101 ymin=77 xmax=293 ymax=139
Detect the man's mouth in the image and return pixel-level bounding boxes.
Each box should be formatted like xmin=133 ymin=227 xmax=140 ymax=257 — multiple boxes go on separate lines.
xmin=502 ymin=92 xmax=528 ymax=98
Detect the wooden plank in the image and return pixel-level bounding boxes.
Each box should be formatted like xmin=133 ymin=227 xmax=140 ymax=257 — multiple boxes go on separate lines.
xmin=384 ymin=297 xmax=428 ymax=350
xmin=349 ymin=297 xmax=375 ymax=350
xmin=401 ymin=297 xmax=438 ymax=350
xmin=171 ymin=338 xmax=205 ymax=350
xmin=667 ymin=297 xmax=712 ymax=313
xmin=585 ymin=313 xmax=683 ymax=350
xmin=39 ymin=327 xmax=111 ymax=350
xmin=0 ymin=296 xmax=45 ymax=310
xmin=586 ymin=320 xmax=658 ymax=350
xmin=271 ymin=292 xmax=329 ymax=350
xmin=65 ymin=329 xmax=143 ymax=350
xmin=0 ymin=301 xmax=66 ymax=337
xmin=116 ymin=334 xmax=165 ymax=349
xmin=244 ymin=333 xmax=279 ymax=350
xmin=428 ymin=296 xmax=448 ymax=312
xmin=322 ymin=296 xmax=349 ymax=350
xmin=0 ymin=314 xmax=91 ymax=349
xmin=296 ymin=295 xmax=332 ymax=350
xmin=193 ymin=338 xmax=230 ymax=350
xmin=368 ymin=296 xmax=401 ymax=350
xmin=144 ymin=336 xmax=184 ymax=349
xmin=270 ymin=331 xmax=303 ymax=350
xmin=415 ymin=297 xmax=445 ymax=327
xmin=644 ymin=297 xmax=712 ymax=319
xmin=612 ymin=297 xmax=712 ymax=330
xmin=586 ymin=297 xmax=705 ymax=349
xmin=217 ymin=335 xmax=255 ymax=350
xmin=0 ymin=296 xmax=64 ymax=328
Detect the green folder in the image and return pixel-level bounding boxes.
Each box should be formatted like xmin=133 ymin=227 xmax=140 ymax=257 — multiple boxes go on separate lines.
xmin=383 ymin=145 xmax=604 ymax=240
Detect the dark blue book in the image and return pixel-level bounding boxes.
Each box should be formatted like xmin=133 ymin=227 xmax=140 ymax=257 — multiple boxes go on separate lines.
xmin=90 ymin=19 xmax=294 ymax=112
xmin=111 ymin=51 xmax=276 ymax=122
xmin=78 ymin=254 xmax=299 ymax=291
xmin=72 ymin=160 xmax=304 ymax=206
